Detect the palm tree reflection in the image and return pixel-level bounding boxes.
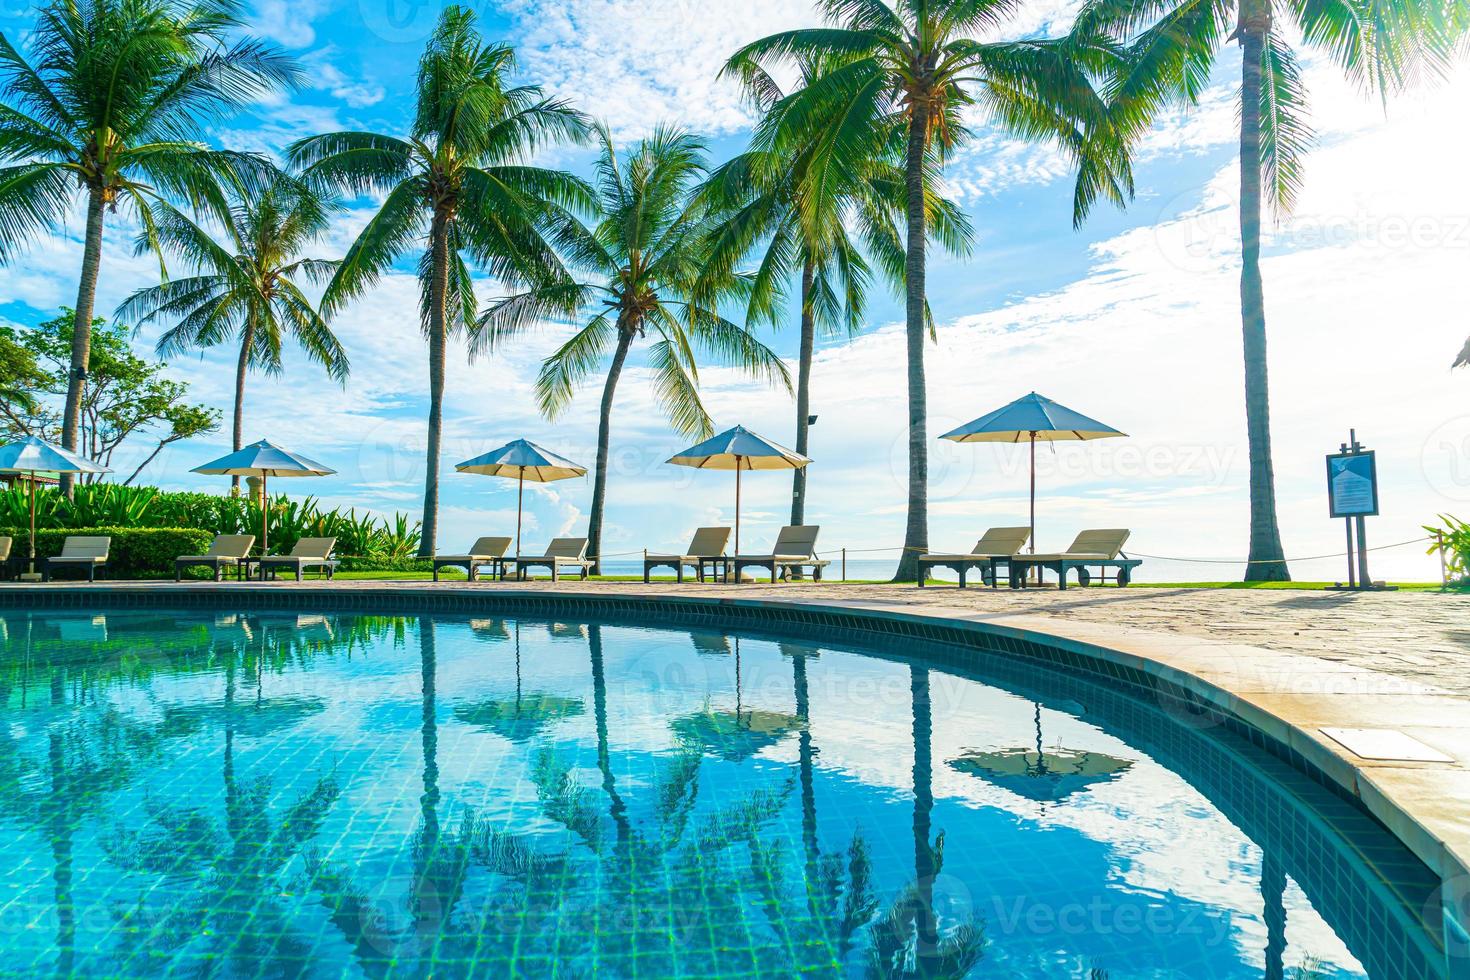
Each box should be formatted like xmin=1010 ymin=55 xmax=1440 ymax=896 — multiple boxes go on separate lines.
xmin=102 ymin=653 xmax=341 ymax=976
xmin=867 ymin=665 xmax=985 ymax=978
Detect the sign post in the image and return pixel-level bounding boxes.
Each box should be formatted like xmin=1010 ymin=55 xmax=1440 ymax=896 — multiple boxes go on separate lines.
xmin=1326 ymin=429 xmax=1387 ymax=590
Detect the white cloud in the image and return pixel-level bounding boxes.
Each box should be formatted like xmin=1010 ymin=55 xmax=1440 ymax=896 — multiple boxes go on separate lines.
xmin=246 ymin=0 xmax=333 ymax=48
xmin=304 ymin=46 xmax=386 ymax=109
xmin=499 ymin=0 xmax=823 ymax=140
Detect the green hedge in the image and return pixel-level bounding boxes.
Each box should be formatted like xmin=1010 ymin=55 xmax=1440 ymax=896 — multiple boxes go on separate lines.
xmin=3 ymin=527 xmax=214 ymax=579
xmin=335 ymin=556 xmax=436 ymax=573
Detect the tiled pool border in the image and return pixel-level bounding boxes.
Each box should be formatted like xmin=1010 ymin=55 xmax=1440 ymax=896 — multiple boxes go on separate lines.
xmin=6 ymin=582 xmax=1469 ymax=974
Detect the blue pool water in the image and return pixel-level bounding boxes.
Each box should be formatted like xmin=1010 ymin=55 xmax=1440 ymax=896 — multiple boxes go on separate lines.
xmin=0 ymin=607 xmax=1447 ymax=978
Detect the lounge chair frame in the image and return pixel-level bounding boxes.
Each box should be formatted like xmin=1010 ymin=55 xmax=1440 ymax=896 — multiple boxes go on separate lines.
xmin=731 ymin=525 xmax=829 ymax=583
xmin=175 ymin=535 xmax=256 ymax=582
xmin=917 ymin=555 xmax=1008 ymax=588
xmin=1006 ymin=529 xmax=1142 ymax=590
xmin=507 ymin=537 xmax=593 ymax=582
xmin=917 ymin=527 xmax=1031 ymax=589
xmin=259 ymin=537 xmax=338 ymax=582
xmin=643 ymin=527 xmax=732 ymax=583
xmin=43 ymin=536 xmax=110 ymax=582
xmin=433 ymin=537 xmax=513 ymax=582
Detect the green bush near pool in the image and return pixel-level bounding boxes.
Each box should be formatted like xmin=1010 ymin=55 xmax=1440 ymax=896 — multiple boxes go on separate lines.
xmin=2 ymin=527 xmax=214 ymax=579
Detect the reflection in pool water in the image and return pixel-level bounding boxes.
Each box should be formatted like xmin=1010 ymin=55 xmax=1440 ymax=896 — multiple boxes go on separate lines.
xmin=0 ymin=608 xmax=1447 ymax=978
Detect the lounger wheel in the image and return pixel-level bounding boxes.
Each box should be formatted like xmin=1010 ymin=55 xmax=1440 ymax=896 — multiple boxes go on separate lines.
xmin=1117 ymin=567 xmax=1131 ymax=587
xmin=1077 ymin=567 xmax=1091 ymax=587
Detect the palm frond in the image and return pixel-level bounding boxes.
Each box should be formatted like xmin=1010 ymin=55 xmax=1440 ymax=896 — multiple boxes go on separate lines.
xmin=321 ymin=180 xmax=425 ymax=317
xmin=0 ymin=162 xmax=71 ymax=260
xmin=646 ymin=335 xmax=714 ymax=438
xmin=536 ymin=316 xmax=617 ymax=419
xmin=1258 ymin=30 xmax=1314 ymax=216
xmin=471 ymin=279 xmax=595 ymax=356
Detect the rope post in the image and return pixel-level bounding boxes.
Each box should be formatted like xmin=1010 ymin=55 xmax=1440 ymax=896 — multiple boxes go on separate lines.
xmin=841 ymin=547 xmax=846 ymax=582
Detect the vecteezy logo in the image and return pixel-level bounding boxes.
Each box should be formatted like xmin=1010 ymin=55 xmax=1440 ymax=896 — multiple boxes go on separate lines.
xmin=359 ymin=0 xmax=445 ymax=44
xmin=1421 ymin=416 xmax=1470 ymax=503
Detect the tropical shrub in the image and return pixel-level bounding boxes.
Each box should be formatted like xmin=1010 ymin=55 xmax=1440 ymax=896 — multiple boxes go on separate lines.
xmin=0 ymin=485 xmax=421 ymax=562
xmin=1425 ymin=515 xmax=1470 ymax=588
xmin=4 ymin=527 xmax=213 ymax=579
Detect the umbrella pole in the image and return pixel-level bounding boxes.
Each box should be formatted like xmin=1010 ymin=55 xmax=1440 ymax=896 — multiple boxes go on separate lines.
xmin=28 ymin=472 xmax=36 ymax=563
xmin=261 ymin=473 xmax=269 ymax=557
xmin=1029 ymin=432 xmax=1038 ymax=585
xmin=516 ymin=472 xmax=524 ymax=563
xmin=735 ymin=462 xmax=742 ymax=559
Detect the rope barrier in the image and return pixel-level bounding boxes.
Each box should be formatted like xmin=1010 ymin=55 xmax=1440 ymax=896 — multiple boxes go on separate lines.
xmin=759 ymin=535 xmax=1433 ymax=565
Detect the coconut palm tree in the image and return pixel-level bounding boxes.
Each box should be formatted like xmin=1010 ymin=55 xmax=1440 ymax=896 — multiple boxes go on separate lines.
xmin=731 ymin=0 xmax=1133 ymax=580
xmin=475 ymin=126 xmax=792 ymax=573
xmin=117 ymin=175 xmax=348 ymax=491
xmin=0 ymin=0 xmax=299 ymax=491
xmin=1076 ymin=0 xmax=1454 ymax=580
xmin=289 ymin=6 xmax=591 ymax=557
xmin=704 ymin=54 xmax=973 ymax=530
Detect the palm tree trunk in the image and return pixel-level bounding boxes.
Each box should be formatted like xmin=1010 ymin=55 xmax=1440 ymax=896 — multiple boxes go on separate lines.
xmin=1262 ymin=853 xmax=1286 ymax=980
xmin=59 ymin=188 xmax=105 ymax=496
xmin=587 ymin=329 xmax=634 ymax=575
xmin=415 ymin=616 xmax=443 ymax=944
xmin=910 ymin=663 xmax=939 ymax=969
xmin=894 ymin=112 xmax=929 ymax=582
xmin=589 ymin=624 xmax=630 ymax=843
xmin=790 ymin=258 xmax=816 ymax=527
xmin=1238 ymin=17 xmax=1290 ymax=582
xmin=48 ymin=669 xmax=75 ymax=974
xmin=419 ymin=213 xmax=450 ymax=558
xmin=231 ymin=320 xmax=255 ymax=493
xmin=792 ymin=650 xmax=819 ymax=872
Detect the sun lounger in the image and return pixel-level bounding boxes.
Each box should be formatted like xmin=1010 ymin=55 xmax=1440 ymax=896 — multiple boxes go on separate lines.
xmin=0 ymin=536 xmax=11 ymax=580
xmin=917 ymin=526 xmax=1031 ymax=588
xmin=732 ymin=525 xmax=830 ymax=583
xmin=433 ymin=536 xmax=513 ymax=581
xmin=643 ymin=527 xmax=732 ymax=582
xmin=43 ymin=536 xmax=110 ymax=582
xmin=175 ymin=534 xmax=256 ymax=581
xmin=1008 ymin=529 xmax=1141 ymax=590
xmin=258 ymin=537 xmax=338 ymax=581
xmin=506 ymin=537 xmax=593 ymax=581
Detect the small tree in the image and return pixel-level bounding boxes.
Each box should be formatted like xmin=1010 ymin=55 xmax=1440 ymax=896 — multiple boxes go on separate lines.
xmin=0 ymin=328 xmax=43 ymax=433
xmin=1 ymin=310 xmax=220 ymax=482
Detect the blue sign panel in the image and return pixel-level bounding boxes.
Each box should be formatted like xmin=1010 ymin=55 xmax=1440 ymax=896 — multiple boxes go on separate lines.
xmin=1326 ymin=451 xmax=1378 ymax=518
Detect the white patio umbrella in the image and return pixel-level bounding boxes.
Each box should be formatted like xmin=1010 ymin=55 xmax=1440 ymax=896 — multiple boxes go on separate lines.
xmin=191 ymin=440 xmax=335 ymax=555
xmin=939 ymin=392 xmax=1126 ymax=559
xmin=455 ymin=439 xmax=587 ymax=561
xmin=666 ymin=425 xmax=810 ymax=556
xmin=0 ymin=436 xmax=111 ymax=571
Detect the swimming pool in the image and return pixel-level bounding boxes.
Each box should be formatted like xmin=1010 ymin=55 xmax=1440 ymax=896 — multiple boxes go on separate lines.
xmin=0 ymin=606 xmax=1447 ymax=978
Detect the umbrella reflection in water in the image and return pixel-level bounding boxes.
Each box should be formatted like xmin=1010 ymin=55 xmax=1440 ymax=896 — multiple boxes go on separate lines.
xmin=670 ymin=637 xmax=800 ymax=763
xmin=453 ymin=621 xmax=585 ymax=744
xmin=948 ymin=701 xmax=1133 ymax=808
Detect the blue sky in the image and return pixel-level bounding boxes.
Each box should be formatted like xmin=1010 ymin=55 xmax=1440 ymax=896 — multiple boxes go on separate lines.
xmin=3 ymin=0 xmax=1468 ymax=580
